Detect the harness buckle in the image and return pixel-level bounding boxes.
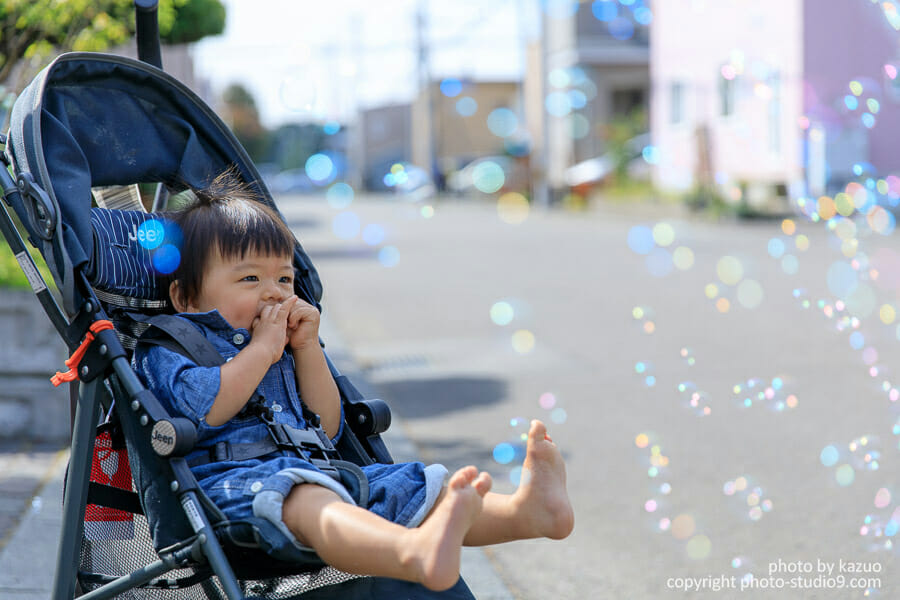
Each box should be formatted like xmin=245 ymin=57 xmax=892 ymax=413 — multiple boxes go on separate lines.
xmin=266 ymin=422 xmax=340 ymax=480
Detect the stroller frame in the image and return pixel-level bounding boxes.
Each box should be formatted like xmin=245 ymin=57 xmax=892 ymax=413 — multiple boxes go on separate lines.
xmin=0 ymin=3 xmax=474 ymax=599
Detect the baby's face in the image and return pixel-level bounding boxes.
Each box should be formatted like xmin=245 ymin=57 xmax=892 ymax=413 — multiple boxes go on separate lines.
xmin=185 ymin=249 xmax=295 ymax=331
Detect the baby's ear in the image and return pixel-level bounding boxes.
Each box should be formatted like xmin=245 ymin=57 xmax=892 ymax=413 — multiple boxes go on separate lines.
xmin=169 ymin=280 xmax=187 ymax=313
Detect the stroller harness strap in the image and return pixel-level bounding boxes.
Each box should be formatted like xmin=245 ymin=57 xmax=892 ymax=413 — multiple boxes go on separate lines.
xmin=50 ymin=319 xmax=115 ymax=386
xmin=138 ymin=314 xmax=342 ymax=480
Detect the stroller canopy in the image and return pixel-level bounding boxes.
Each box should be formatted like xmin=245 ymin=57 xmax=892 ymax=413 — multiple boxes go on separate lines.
xmin=7 ymin=52 xmax=322 ymax=313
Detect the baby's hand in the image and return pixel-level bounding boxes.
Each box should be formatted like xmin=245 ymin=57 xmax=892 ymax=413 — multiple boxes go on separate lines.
xmin=285 ymin=295 xmax=321 ymax=352
xmin=250 ymin=301 xmax=290 ymax=364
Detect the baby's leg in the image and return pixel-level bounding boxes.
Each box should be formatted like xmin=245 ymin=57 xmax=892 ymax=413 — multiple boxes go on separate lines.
xmin=282 ymin=466 xmax=490 ymax=591
xmin=463 ymin=420 xmax=574 ymax=546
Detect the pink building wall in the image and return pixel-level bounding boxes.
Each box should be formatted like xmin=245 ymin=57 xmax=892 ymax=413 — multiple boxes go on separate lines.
xmin=651 ymin=0 xmax=899 ymax=197
xmin=802 ymin=0 xmax=900 ymax=180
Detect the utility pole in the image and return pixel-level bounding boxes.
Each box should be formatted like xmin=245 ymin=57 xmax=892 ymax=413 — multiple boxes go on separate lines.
xmin=532 ymin=2 xmax=550 ymax=209
xmin=348 ymin=15 xmax=364 ymax=190
xmin=415 ymin=0 xmax=437 ymax=183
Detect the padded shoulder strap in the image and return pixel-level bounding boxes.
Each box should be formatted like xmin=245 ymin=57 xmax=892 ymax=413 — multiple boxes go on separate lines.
xmin=137 ymin=314 xmax=225 ymax=367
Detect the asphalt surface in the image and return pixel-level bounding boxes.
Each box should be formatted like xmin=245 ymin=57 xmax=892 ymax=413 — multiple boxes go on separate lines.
xmin=281 ymin=193 xmax=900 ymax=599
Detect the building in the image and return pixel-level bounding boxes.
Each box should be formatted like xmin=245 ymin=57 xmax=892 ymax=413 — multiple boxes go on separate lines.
xmin=650 ymin=0 xmax=900 ymax=207
xmin=539 ymin=2 xmax=651 ymax=197
xmin=412 ymin=79 xmax=522 ymax=181
xmin=359 ymin=103 xmax=413 ymax=190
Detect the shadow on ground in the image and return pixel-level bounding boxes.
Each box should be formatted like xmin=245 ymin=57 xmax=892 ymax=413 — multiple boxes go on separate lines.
xmin=373 ymin=376 xmax=507 ymax=419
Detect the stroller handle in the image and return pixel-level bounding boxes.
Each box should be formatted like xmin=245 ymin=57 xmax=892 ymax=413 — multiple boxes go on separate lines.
xmin=134 ymin=0 xmax=163 ymax=69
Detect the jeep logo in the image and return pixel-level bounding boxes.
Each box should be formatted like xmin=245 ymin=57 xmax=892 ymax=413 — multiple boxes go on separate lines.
xmin=153 ymin=430 xmax=174 ymax=445
xmin=151 ymin=421 xmax=177 ymax=456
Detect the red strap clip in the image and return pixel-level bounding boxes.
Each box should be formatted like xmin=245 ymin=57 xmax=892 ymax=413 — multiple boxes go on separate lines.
xmin=51 ymin=320 xmax=115 ymax=387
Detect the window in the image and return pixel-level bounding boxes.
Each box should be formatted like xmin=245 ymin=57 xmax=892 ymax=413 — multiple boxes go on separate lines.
xmin=670 ymin=82 xmax=684 ymax=124
xmin=768 ymin=72 xmax=781 ymax=155
xmin=612 ymin=88 xmax=645 ymax=116
xmin=719 ymin=70 xmax=735 ymax=117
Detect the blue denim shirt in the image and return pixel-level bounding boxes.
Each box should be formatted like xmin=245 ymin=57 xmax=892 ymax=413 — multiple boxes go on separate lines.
xmin=131 ymin=310 xmax=343 ymax=485
xmin=132 ymin=310 xmax=444 ymax=530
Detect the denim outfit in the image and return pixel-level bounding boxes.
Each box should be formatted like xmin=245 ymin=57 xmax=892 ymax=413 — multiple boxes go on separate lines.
xmin=132 ymin=310 xmax=447 ymax=547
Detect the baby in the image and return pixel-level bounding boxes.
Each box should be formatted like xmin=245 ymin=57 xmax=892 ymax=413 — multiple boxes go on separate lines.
xmin=133 ymin=173 xmax=573 ymax=591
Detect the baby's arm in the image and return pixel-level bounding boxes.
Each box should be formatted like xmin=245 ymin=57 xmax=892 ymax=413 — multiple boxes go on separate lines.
xmin=286 ymin=297 xmax=342 ymax=438
xmin=206 ymin=302 xmax=291 ymax=427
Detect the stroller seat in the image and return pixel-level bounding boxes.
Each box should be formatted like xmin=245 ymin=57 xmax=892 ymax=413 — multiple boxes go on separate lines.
xmin=0 ymin=50 xmax=475 ymax=599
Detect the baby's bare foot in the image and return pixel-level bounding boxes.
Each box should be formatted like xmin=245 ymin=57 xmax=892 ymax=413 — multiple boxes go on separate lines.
xmin=515 ymin=420 xmax=574 ymax=540
xmin=404 ymin=466 xmax=490 ymax=591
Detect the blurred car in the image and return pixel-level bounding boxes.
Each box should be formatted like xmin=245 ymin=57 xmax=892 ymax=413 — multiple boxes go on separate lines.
xmin=565 ymin=133 xmax=651 ymax=188
xmin=269 ymin=168 xmax=315 ymax=195
xmin=382 ymin=162 xmax=436 ymax=201
xmin=446 ymin=155 xmax=528 ymax=196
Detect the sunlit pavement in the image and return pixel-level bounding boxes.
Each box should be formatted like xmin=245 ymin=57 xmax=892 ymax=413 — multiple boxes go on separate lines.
xmin=282 ymin=191 xmax=900 ymax=599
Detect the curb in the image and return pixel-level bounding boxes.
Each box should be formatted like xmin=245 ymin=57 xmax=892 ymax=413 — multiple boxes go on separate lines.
xmin=0 ymin=449 xmax=67 ymax=599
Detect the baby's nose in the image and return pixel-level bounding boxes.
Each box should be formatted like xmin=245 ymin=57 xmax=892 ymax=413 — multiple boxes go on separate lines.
xmin=262 ymin=280 xmax=286 ymax=301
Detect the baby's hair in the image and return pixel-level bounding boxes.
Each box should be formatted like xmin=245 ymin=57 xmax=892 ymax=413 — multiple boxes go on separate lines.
xmin=169 ymin=168 xmax=296 ymax=306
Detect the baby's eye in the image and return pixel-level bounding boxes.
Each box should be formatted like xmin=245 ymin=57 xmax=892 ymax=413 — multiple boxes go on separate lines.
xmin=241 ymin=275 xmax=259 ymax=282
xmin=279 ymin=276 xmax=293 ymax=284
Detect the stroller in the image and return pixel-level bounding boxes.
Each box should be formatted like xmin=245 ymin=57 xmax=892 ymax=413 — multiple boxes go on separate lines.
xmin=0 ymin=2 xmax=475 ymax=599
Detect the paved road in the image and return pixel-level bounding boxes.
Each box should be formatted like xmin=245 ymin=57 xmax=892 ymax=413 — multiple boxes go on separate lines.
xmin=281 ymin=193 xmax=900 ymax=599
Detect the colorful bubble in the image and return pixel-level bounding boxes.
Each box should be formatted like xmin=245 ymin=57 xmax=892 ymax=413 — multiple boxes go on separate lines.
xmin=627 ymin=225 xmax=655 ymax=255
xmin=539 ymin=392 xmax=557 ymax=410
xmin=737 ymin=279 xmax=764 ymax=309
xmin=835 ymin=464 xmax=855 ymax=486
xmin=326 ymin=182 xmax=354 ymax=208
xmin=646 ymin=248 xmax=674 ymax=277
xmin=456 ymin=97 xmax=478 ymax=117
xmin=686 ymin=535 xmax=711 ymax=560
xmin=151 ymin=244 xmax=180 ymax=275
xmin=652 ymin=222 xmax=675 ymax=247
xmin=497 ymin=192 xmax=530 ymax=224
xmin=378 ymin=246 xmax=400 ymax=267
xmin=550 ymin=407 xmax=568 ymax=424
xmin=782 ymin=219 xmax=796 ymax=235
xmin=671 ymin=514 xmax=695 ymax=540
xmin=493 ymin=443 xmax=516 ymax=465
xmin=592 ymin=0 xmax=617 ymax=21
xmin=717 ymin=256 xmax=744 ymax=285
xmin=136 ymin=219 xmax=165 ymax=250
xmin=767 ymin=238 xmax=785 ymax=258
xmin=440 ymin=78 xmax=463 ymax=97
xmin=781 ymin=254 xmax=799 ymax=274
xmin=472 ymin=161 xmax=506 ymax=194
xmin=875 ymin=488 xmax=892 ymax=509
xmin=305 ymin=153 xmax=335 ymax=184
xmin=635 ymin=433 xmax=649 ymax=448
xmin=490 ymin=301 xmax=515 ymax=326
xmin=673 ymin=246 xmax=695 ymax=270
xmin=362 ymin=224 xmax=385 ymax=246
xmin=511 ymin=330 xmax=535 ymax=354
xmin=487 ymin=108 xmax=518 ymax=138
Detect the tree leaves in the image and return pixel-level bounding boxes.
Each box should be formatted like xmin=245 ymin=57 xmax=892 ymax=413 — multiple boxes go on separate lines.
xmin=0 ymin=0 xmax=225 ymax=85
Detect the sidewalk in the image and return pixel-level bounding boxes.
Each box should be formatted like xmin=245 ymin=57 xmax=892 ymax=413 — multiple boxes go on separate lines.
xmin=0 ymin=315 xmax=514 ymax=600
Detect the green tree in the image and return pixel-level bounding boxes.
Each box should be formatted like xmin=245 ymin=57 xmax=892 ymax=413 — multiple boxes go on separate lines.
xmin=0 ymin=0 xmax=225 ymax=85
xmin=221 ymin=83 xmax=270 ymax=162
